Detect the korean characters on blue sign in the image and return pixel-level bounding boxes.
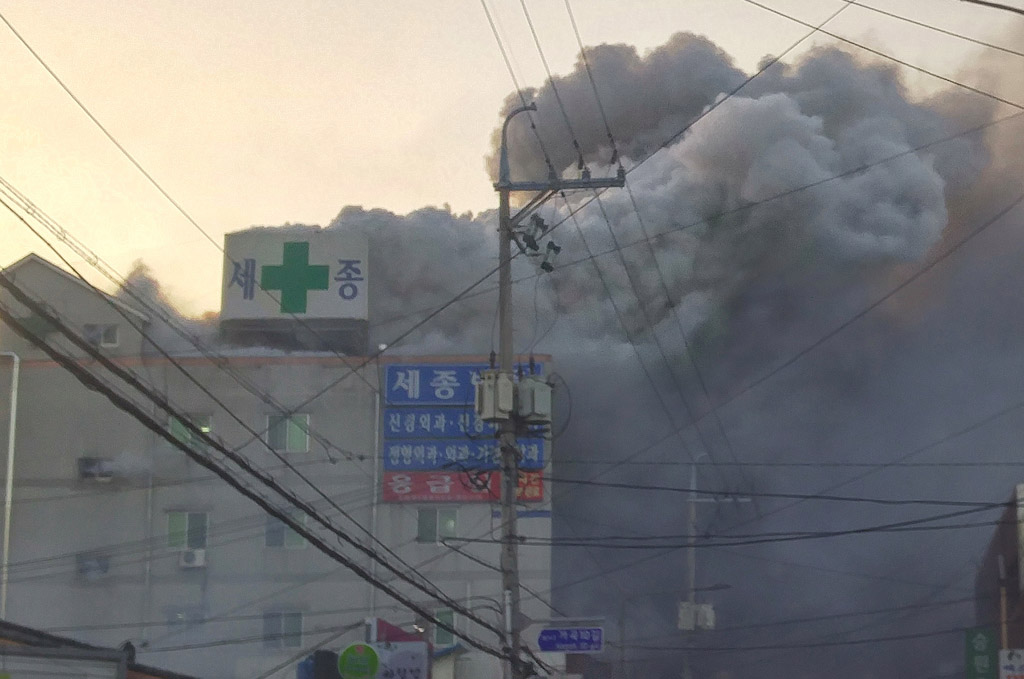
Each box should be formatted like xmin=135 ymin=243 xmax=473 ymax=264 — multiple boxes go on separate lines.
xmin=381 ymin=362 xmax=547 ymax=503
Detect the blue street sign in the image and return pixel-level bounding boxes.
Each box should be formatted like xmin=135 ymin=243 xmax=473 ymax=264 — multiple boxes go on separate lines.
xmin=537 ymin=627 xmax=603 ymax=653
xmin=385 ymin=363 xmax=544 ymax=406
xmin=383 ymin=438 xmax=545 ymax=471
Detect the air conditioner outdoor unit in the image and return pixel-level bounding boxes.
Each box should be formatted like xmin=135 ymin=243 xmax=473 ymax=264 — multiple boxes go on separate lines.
xmin=77 ymin=457 xmax=115 ymax=482
xmin=75 ymin=552 xmax=111 ymax=578
xmin=178 ymin=548 xmax=206 ymax=569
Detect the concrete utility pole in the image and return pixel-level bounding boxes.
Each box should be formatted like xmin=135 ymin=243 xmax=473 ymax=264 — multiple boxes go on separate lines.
xmin=493 ymin=104 xmax=624 ymax=679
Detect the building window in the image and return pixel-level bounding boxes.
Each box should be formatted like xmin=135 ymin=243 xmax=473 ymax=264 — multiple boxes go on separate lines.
xmin=265 ymin=512 xmax=306 ymax=549
xmin=83 ymin=323 xmax=119 ymax=347
xmin=263 ymin=611 xmax=303 ymax=649
xmin=167 ymin=511 xmax=208 ymax=550
xmin=267 ymin=414 xmax=310 ymax=453
xmin=416 ymin=508 xmax=456 ymax=544
xmin=434 ymin=609 xmax=456 ymax=647
xmin=169 ymin=414 xmax=213 ymax=452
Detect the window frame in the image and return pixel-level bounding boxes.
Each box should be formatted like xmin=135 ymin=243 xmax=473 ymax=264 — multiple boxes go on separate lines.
xmin=262 ymin=610 xmax=303 ymax=649
xmin=83 ymin=323 xmax=119 ymax=348
xmin=416 ymin=507 xmax=457 ymax=544
xmin=265 ymin=512 xmax=307 ymax=550
xmin=266 ymin=414 xmax=310 ymax=453
xmin=77 ymin=456 xmax=116 ymax=481
xmin=169 ymin=414 xmax=213 ymax=452
xmin=167 ymin=511 xmax=209 ymax=551
xmin=433 ymin=608 xmax=456 ymax=647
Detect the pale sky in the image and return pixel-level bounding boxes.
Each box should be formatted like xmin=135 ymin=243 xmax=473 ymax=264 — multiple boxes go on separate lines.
xmin=0 ymin=0 xmax=1018 ymax=314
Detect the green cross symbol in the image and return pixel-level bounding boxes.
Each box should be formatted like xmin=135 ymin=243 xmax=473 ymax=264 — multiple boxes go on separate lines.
xmin=260 ymin=242 xmax=329 ymax=313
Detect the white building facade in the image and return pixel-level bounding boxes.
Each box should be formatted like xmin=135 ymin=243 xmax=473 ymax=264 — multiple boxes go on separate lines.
xmin=0 ymin=249 xmax=554 ymax=679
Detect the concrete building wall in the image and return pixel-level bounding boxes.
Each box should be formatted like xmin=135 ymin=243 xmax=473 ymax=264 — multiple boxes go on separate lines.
xmin=0 ymin=258 xmax=553 ymax=679
xmin=0 ymin=256 xmax=552 ymax=679
xmin=0 ymin=255 xmax=150 ymax=362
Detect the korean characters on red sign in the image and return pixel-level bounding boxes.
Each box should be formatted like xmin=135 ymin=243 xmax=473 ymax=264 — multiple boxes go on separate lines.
xmin=381 ymin=471 xmax=544 ymax=503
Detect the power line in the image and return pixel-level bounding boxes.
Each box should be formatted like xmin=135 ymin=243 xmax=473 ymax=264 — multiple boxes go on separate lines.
xmin=0 ymin=194 xmax=466 ymax=609
xmin=708 ymin=190 xmax=1024 ymax=455
xmin=558 ymin=0 xmax=782 ymax=494
xmin=960 ymin=0 xmax=1024 ymax=17
xmin=479 ymin=0 xmax=557 ymax=176
xmin=740 ymin=0 xmax=1024 ymax=111
xmin=0 ymin=490 xmax=374 ymax=584
xmin=848 ymin=0 xmax=1024 ymax=58
xmin=0 ymin=12 xmax=394 ymax=401
xmin=0 ymin=291 xmax=509 ymax=660
xmin=518 ymin=0 xmax=585 ymax=166
xmin=550 ymin=458 xmax=1024 ymax=468
xmin=0 ymin=184 xmax=534 ymax=627
xmin=562 ymin=0 xmax=619 ymax=164
xmin=626 ymin=622 xmax=969 ymax=652
xmin=251 ymin=623 xmax=363 ymax=679
xmin=365 ymin=109 xmax=1024 ymax=337
xmin=707 ymin=196 xmax=1024 ymax=539
xmin=455 ymin=502 xmax=1005 ymax=549
xmin=559 ymin=195 xmax=699 ymax=463
xmin=536 ymin=349 xmax=1024 ymax=587
xmin=144 ymin=620 xmax=365 ymax=654
xmin=530 ymin=337 xmax=1024 ymax=594
xmin=143 ymin=465 xmax=557 ymax=653
xmin=516 ymin=517 xmax=1006 ymax=548
xmin=622 ymin=593 xmax=980 ymax=640
xmin=541 ymin=475 xmax=1007 ymax=507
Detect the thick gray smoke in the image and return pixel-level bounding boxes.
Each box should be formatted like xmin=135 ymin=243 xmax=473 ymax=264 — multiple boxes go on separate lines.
xmin=116 ymin=260 xmax=220 ymax=353
xmin=329 ymin=33 xmax=1020 ymax=679
xmin=327 ymin=38 xmax=999 ymax=365
xmin=119 ymin=29 xmax=1024 ymax=679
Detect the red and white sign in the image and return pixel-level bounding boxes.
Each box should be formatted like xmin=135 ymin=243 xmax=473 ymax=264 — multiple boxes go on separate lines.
xmin=381 ymin=471 xmax=544 ymax=503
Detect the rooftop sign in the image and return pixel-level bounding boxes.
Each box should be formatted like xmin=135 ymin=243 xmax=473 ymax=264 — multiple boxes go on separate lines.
xmin=221 ymin=229 xmax=368 ymax=321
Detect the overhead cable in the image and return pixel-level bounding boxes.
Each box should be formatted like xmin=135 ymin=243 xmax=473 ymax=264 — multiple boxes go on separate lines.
xmin=0 ymin=289 xmax=508 ymax=659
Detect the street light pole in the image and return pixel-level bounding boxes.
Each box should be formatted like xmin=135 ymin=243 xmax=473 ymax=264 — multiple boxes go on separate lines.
xmin=0 ymin=351 xmax=20 ymax=620
xmin=493 ymin=104 xmax=624 ymax=679
xmin=960 ymin=0 xmax=1024 ymax=16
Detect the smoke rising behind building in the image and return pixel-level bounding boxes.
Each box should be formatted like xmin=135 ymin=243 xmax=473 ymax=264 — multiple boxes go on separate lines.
xmin=104 ymin=29 xmax=1024 ymax=679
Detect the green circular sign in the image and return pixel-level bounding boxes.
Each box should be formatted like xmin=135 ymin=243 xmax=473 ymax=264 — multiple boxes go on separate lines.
xmin=338 ymin=643 xmax=379 ymax=679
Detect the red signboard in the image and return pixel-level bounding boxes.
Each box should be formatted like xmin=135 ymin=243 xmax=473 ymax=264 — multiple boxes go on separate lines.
xmin=381 ymin=471 xmax=544 ymax=503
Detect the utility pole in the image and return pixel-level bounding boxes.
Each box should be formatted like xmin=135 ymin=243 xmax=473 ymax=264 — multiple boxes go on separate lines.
xmin=0 ymin=351 xmax=19 ymax=620
xmin=679 ymin=454 xmax=746 ymax=679
xmin=490 ymin=103 xmax=624 ymax=679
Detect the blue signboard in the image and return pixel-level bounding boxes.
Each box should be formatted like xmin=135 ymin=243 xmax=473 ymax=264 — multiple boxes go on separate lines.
xmin=384 ymin=407 xmax=493 ymax=438
xmin=383 ymin=438 xmax=545 ymax=471
xmin=384 ymin=363 xmax=544 ymax=406
xmin=537 ymin=628 xmax=603 ymax=653
xmin=384 ymin=408 xmax=546 ymax=439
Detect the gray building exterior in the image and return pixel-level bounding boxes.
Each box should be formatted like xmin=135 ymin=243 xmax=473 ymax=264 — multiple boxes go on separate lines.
xmin=0 ymin=253 xmax=554 ymax=679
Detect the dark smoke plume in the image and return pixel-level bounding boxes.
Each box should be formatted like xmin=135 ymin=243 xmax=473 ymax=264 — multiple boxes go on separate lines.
xmin=121 ymin=29 xmax=1024 ymax=679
